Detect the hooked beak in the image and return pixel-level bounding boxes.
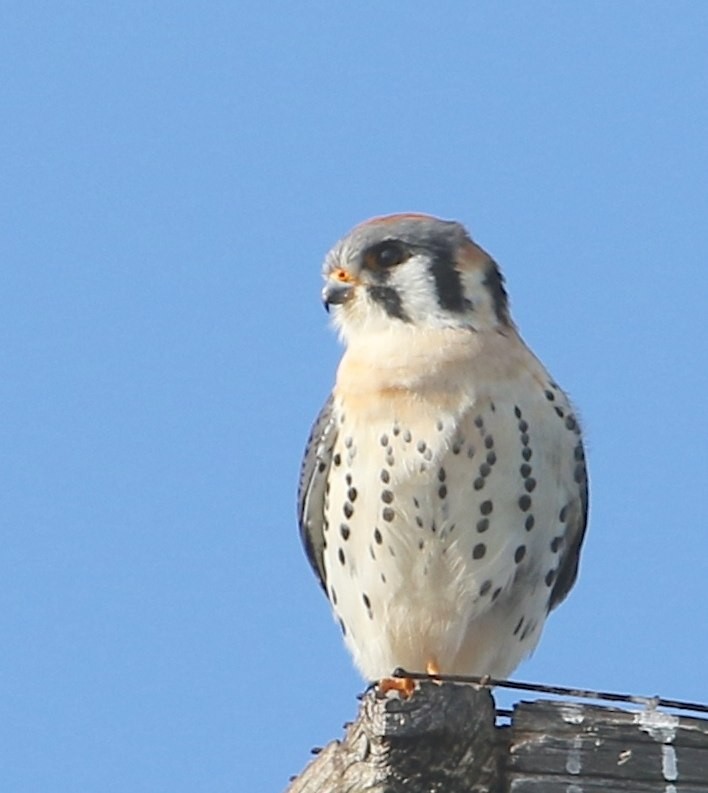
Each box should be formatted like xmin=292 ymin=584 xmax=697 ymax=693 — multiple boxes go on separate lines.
xmin=322 ymin=268 xmax=358 ymax=312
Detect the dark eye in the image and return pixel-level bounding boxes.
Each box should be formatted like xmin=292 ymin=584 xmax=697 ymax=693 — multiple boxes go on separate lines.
xmin=364 ymin=240 xmax=409 ymax=270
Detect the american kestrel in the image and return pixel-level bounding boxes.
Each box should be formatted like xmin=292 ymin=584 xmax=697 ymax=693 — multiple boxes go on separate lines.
xmin=298 ymin=214 xmax=588 ymax=690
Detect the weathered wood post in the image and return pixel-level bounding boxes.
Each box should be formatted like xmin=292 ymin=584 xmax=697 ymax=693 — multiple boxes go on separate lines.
xmin=287 ymin=682 xmax=708 ymax=792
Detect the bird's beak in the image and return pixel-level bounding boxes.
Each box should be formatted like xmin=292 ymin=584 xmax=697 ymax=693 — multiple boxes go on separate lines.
xmin=322 ymin=268 xmax=358 ymax=312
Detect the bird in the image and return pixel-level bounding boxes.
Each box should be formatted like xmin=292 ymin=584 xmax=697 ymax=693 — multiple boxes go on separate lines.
xmin=298 ymin=213 xmax=588 ymax=693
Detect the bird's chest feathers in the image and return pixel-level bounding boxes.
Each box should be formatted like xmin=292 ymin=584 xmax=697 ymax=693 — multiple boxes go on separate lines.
xmin=333 ymin=330 xmax=486 ymax=425
xmin=330 ymin=350 xmax=478 ymax=542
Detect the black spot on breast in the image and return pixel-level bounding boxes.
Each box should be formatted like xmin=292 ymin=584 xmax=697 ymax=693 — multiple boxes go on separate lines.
xmin=374 ymin=528 xmax=383 ymax=544
xmin=574 ymin=464 xmax=585 ymax=484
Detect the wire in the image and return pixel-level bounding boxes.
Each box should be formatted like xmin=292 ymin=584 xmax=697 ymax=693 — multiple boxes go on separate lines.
xmin=391 ymin=668 xmax=708 ymax=716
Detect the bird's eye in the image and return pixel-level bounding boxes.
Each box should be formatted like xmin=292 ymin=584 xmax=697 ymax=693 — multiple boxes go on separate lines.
xmin=364 ymin=241 xmax=409 ymax=270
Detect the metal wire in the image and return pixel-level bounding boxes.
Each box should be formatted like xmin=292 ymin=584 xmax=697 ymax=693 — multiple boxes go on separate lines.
xmin=391 ymin=668 xmax=708 ymax=717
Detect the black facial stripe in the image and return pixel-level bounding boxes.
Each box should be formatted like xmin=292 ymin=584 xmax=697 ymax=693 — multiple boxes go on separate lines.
xmin=368 ymin=285 xmax=410 ymax=322
xmin=482 ymin=260 xmax=509 ymax=324
xmin=428 ymin=251 xmax=473 ymax=313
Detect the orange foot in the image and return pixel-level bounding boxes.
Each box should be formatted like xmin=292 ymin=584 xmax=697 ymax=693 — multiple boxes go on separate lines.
xmin=377 ymin=676 xmax=417 ymax=698
xmin=377 ymin=659 xmax=441 ymax=698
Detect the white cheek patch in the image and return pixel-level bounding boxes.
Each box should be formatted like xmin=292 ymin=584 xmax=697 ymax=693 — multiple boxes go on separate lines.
xmin=459 ymin=269 xmax=494 ymax=324
xmin=387 ymin=256 xmax=447 ymax=325
xmin=330 ymin=290 xmax=402 ymax=345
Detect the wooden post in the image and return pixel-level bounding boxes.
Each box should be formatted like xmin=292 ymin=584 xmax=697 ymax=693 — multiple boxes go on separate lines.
xmin=286 ymin=681 xmax=499 ymax=792
xmin=286 ymin=683 xmax=708 ymax=792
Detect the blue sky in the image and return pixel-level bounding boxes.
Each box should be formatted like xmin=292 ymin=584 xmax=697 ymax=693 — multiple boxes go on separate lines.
xmin=2 ymin=2 xmax=707 ymax=791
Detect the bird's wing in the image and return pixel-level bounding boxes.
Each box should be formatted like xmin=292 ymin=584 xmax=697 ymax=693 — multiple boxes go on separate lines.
xmin=297 ymin=394 xmax=338 ymax=593
xmin=549 ymin=441 xmax=589 ymax=611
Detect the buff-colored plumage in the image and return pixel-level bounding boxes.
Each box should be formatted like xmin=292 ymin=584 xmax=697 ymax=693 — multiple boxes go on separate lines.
xmin=298 ymin=214 xmax=587 ymax=682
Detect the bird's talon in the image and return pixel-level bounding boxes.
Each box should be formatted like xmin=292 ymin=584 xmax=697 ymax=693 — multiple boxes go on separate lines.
xmin=378 ymin=676 xmax=417 ymax=699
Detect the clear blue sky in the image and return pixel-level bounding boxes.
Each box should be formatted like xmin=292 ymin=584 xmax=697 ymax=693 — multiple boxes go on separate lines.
xmin=2 ymin=3 xmax=707 ymax=791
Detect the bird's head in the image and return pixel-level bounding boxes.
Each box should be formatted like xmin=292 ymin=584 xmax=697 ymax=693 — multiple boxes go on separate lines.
xmin=322 ymin=214 xmax=511 ymax=345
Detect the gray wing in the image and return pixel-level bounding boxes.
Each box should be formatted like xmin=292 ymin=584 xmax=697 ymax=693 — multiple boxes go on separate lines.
xmin=549 ymin=440 xmax=589 ymax=611
xmin=297 ymin=394 xmax=338 ymax=593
